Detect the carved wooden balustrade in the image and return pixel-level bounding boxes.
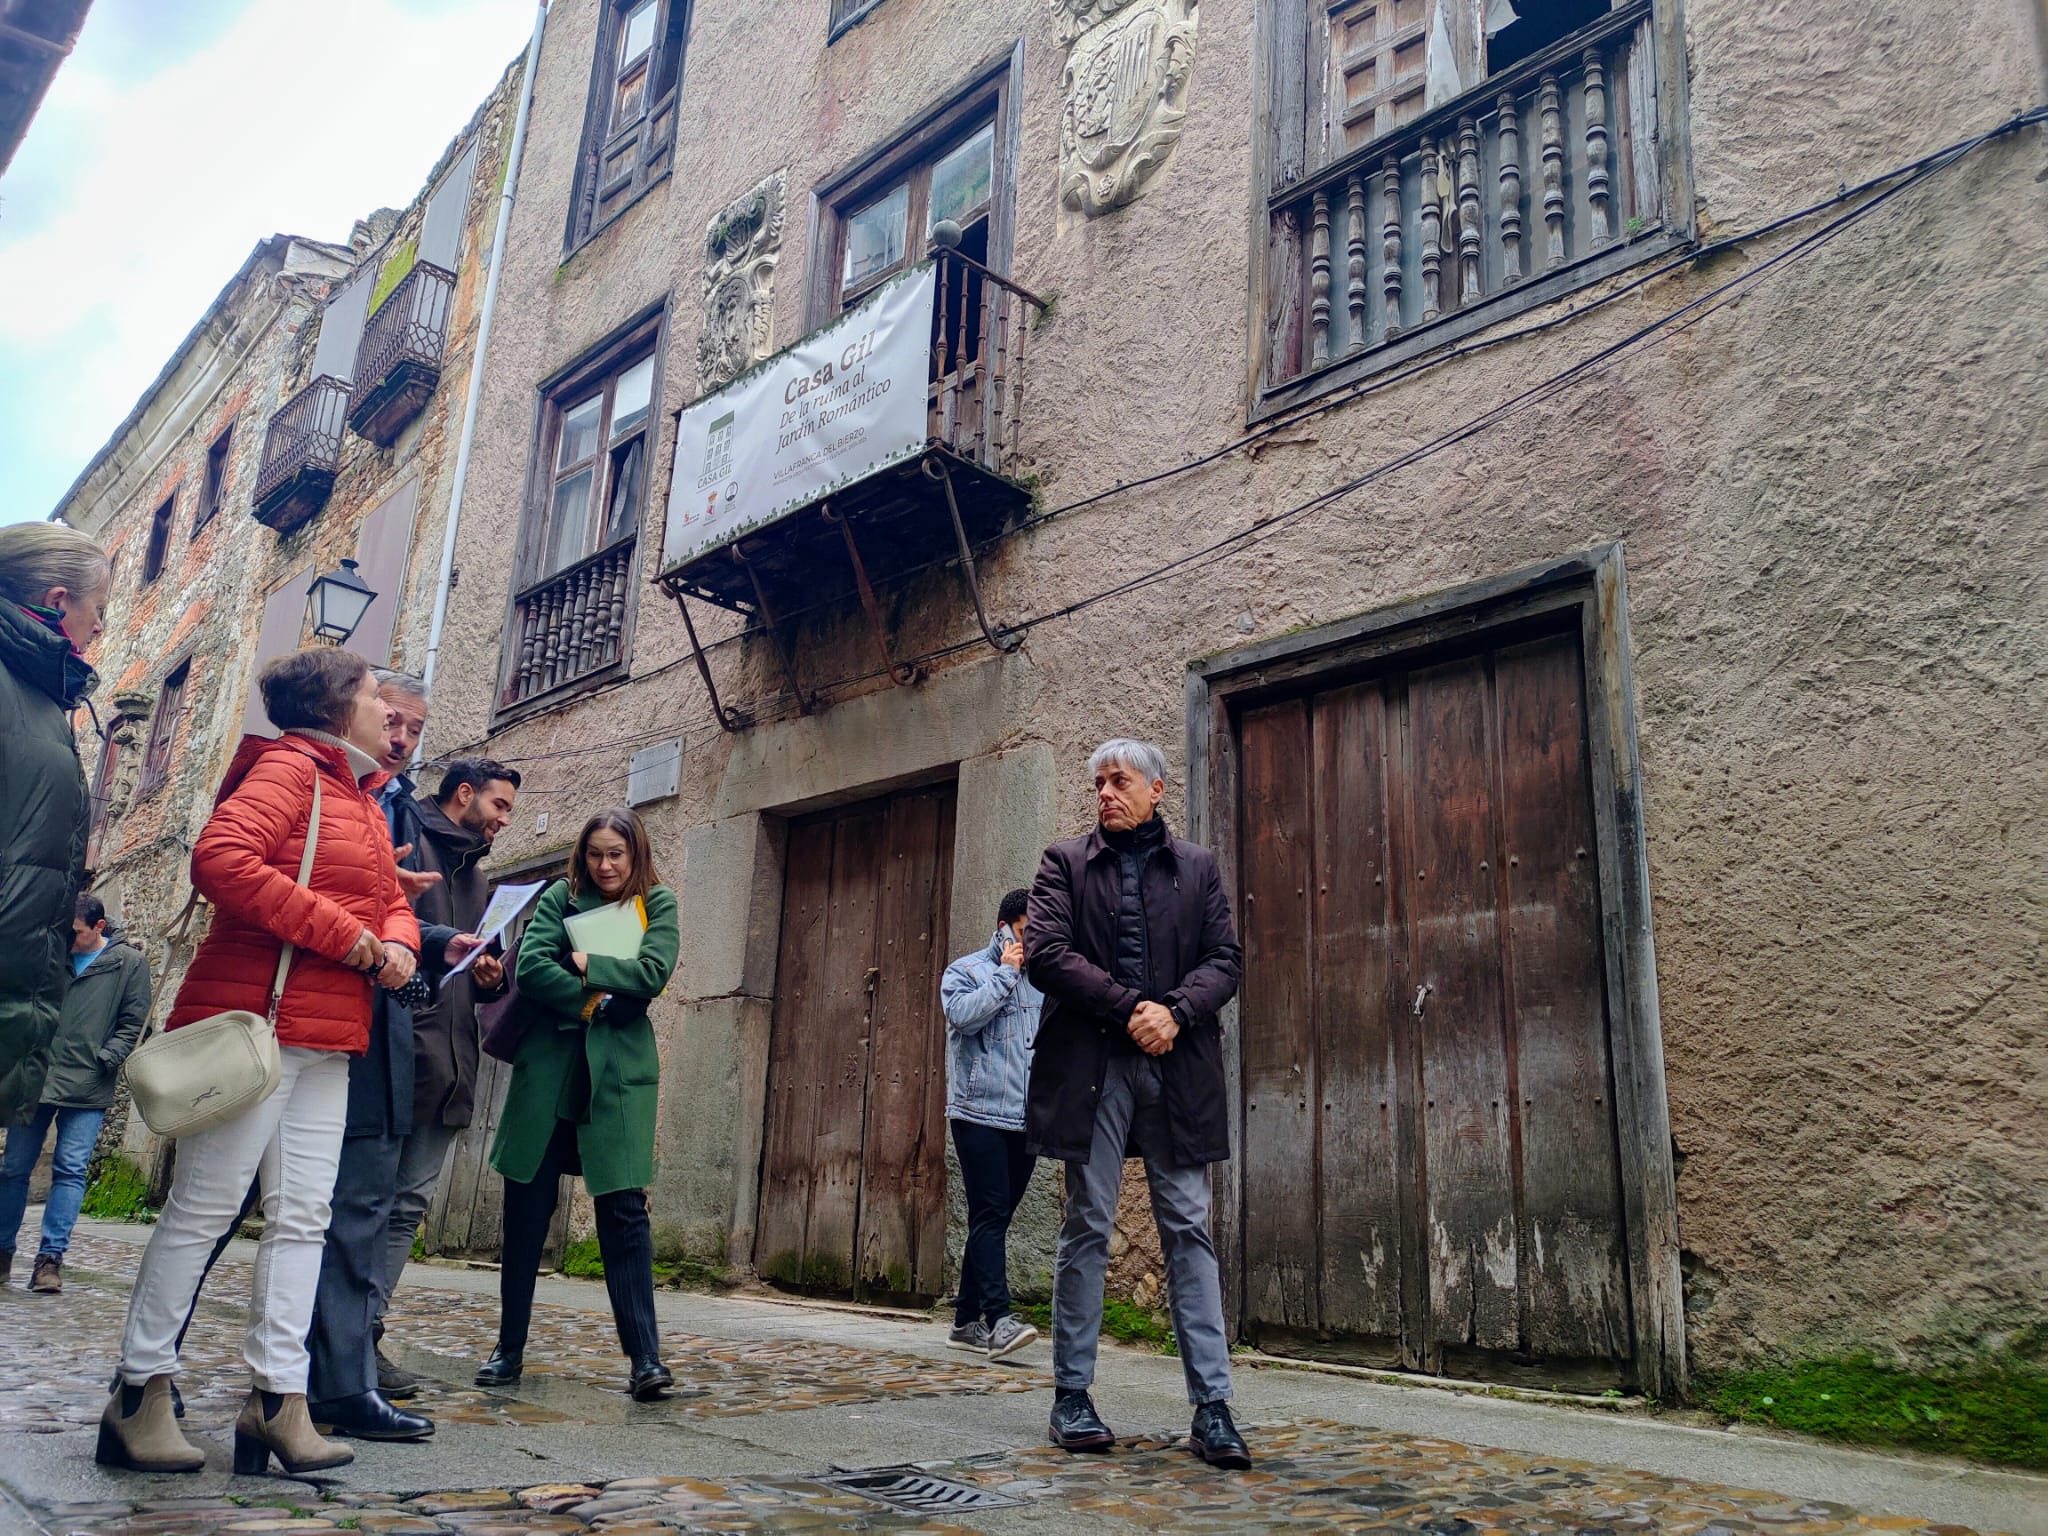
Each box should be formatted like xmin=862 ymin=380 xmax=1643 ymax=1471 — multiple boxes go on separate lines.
xmin=501 ymin=536 xmax=636 ymax=709
xmin=1267 ymin=2 xmax=1659 ymax=391
xmin=348 ymin=262 xmax=455 ymax=447
xmin=251 ymin=376 xmax=349 ymax=533
xmin=928 ymin=247 xmax=1044 ymax=479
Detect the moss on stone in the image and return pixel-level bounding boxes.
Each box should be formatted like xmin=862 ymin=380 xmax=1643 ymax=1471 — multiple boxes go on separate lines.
xmin=369 ymin=238 xmax=419 ymax=313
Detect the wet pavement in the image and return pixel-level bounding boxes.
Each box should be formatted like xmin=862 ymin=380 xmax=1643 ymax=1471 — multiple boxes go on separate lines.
xmin=0 ymin=1219 xmax=2035 ymax=1535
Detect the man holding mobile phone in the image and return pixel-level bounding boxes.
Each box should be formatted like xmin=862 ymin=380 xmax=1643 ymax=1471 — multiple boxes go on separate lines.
xmin=939 ymin=888 xmax=1042 ymax=1362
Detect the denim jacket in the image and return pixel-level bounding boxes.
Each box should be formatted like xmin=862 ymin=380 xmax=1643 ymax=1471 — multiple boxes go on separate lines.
xmin=941 ymin=929 xmax=1042 ymax=1132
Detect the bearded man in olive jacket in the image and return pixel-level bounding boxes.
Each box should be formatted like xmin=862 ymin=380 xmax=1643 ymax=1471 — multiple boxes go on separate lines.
xmin=1025 ymin=739 xmax=1251 ymax=1471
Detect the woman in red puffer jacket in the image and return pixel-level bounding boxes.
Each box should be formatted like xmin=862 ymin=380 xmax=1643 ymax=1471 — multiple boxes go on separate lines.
xmin=102 ymin=648 xmax=420 ymax=1480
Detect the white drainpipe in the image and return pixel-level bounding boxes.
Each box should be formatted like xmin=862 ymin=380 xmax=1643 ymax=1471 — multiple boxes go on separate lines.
xmin=416 ymin=0 xmax=549 ymax=760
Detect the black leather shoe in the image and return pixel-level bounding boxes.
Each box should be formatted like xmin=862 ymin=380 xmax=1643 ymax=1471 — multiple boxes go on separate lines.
xmin=474 ymin=1347 xmax=523 ymax=1388
xmin=376 ymin=1346 xmax=421 ymax=1399
xmin=1190 ymin=1401 xmax=1251 ymax=1469
xmin=628 ymin=1357 xmax=673 ymax=1401
xmin=1048 ymin=1388 xmax=1116 ymax=1451
xmin=307 ymin=1390 xmax=434 ymax=1442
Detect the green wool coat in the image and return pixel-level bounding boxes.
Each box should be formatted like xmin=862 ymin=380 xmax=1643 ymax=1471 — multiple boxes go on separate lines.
xmin=489 ymin=880 xmax=679 ymax=1197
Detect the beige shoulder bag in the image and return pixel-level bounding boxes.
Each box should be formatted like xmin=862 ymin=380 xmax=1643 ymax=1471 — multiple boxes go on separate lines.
xmin=126 ymin=778 xmax=322 ymax=1138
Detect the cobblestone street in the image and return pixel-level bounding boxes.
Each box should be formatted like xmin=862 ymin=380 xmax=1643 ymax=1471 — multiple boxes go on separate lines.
xmin=1 ymin=1222 xmax=2037 ymax=1536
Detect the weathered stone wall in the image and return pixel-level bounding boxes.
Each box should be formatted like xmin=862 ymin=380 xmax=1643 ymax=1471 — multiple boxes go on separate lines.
xmin=410 ymin=0 xmax=2047 ymax=1372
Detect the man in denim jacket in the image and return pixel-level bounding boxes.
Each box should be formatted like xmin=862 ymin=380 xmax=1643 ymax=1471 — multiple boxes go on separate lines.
xmin=940 ymin=888 xmax=1042 ymax=1361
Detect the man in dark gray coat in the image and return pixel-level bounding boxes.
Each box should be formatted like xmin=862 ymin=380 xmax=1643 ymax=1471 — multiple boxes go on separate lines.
xmin=0 ymin=893 xmax=149 ymax=1293
xmin=1025 ymin=739 xmax=1250 ymax=1470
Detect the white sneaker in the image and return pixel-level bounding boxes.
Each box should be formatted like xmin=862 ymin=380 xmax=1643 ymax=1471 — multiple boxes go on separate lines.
xmin=947 ymin=1318 xmax=992 ymax=1352
xmin=986 ymin=1313 xmax=1039 ymax=1361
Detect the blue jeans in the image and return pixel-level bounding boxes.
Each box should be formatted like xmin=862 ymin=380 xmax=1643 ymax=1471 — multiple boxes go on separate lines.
xmin=0 ymin=1105 xmax=107 ymax=1259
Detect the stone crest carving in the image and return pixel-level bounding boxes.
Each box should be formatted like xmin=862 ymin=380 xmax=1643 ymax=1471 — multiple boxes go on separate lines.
xmin=699 ymin=171 xmax=786 ymax=390
xmin=1054 ymin=0 xmax=1197 ymax=218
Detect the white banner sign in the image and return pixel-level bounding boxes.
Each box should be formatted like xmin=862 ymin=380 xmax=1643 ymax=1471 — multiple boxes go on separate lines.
xmin=661 ymin=265 xmax=935 ymax=574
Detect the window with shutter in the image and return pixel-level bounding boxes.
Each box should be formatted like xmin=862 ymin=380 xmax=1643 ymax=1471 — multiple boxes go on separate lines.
xmin=568 ymin=0 xmax=692 ymax=251
xmin=141 ymin=497 xmax=175 ymax=584
xmin=195 ymin=425 xmax=233 ymax=534
xmin=137 ymin=658 xmax=190 ymax=798
xmin=499 ymin=314 xmax=663 ymax=715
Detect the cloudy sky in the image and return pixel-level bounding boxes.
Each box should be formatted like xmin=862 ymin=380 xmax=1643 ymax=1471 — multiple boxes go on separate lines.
xmin=0 ymin=0 xmax=539 ymax=525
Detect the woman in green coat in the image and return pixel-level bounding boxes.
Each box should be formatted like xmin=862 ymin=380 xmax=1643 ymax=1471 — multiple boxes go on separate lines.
xmin=477 ymin=807 xmax=680 ymax=1400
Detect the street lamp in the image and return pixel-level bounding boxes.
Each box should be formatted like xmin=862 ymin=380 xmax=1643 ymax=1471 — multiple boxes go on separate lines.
xmin=305 ymin=558 xmax=377 ymax=646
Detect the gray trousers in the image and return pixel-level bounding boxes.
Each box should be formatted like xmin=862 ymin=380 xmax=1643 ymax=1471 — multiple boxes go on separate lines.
xmin=1052 ymin=1053 xmax=1233 ymax=1406
xmin=373 ymin=1120 xmax=458 ymax=1326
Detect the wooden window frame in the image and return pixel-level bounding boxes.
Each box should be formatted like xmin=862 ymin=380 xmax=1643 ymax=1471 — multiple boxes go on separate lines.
xmin=803 ymin=45 xmax=1023 ymax=332
xmin=141 ymin=495 xmax=176 ymax=585
xmin=86 ymin=724 xmax=122 ymax=866
xmin=136 ymin=655 xmax=192 ymax=800
xmin=1185 ymin=543 xmax=1687 ymax=1402
xmin=195 ymin=424 xmax=233 ymax=535
xmin=1250 ymin=0 xmax=1694 ymax=420
xmin=522 ymin=325 xmax=661 ymax=590
xmin=827 ymin=0 xmax=889 ymax=42
xmin=494 ymin=304 xmax=668 ymax=724
xmin=565 ymin=0 xmax=692 ymax=255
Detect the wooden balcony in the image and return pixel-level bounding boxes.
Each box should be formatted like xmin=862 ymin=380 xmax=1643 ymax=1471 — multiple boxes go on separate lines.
xmin=500 ymin=536 xmax=637 ymax=711
xmin=252 ymin=376 xmax=348 ymax=533
xmin=1265 ymin=1 xmax=1666 ymax=404
xmin=347 ymin=262 xmax=455 ymax=447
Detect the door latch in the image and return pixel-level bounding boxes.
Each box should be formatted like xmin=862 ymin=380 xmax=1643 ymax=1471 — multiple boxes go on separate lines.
xmin=1412 ymin=983 xmax=1431 ymax=1018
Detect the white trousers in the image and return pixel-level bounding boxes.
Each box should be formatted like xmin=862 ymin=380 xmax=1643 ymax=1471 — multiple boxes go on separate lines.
xmin=118 ymin=1047 xmax=349 ymax=1394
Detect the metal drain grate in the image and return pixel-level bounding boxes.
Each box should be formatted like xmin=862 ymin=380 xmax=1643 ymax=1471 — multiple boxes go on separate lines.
xmin=823 ymin=1468 xmax=1024 ymax=1515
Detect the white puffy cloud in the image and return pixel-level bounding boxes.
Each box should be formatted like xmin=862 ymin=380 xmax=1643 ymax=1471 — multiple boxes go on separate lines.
xmin=0 ymin=0 xmax=536 ymax=522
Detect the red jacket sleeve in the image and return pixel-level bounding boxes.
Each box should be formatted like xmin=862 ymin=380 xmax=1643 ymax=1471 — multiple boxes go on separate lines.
xmin=190 ymin=754 xmax=370 ymax=966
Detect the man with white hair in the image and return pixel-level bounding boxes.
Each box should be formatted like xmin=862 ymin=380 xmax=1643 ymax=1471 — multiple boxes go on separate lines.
xmin=1024 ymin=739 xmax=1250 ymax=1469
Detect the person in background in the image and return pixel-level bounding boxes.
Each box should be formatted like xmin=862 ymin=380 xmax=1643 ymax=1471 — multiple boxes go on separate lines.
xmin=367 ymin=758 xmax=518 ymax=1391
xmin=0 ymin=522 xmax=107 ymax=1123
xmin=1025 ymin=739 xmax=1251 ymax=1470
xmin=477 ymin=807 xmax=679 ymax=1402
xmin=939 ymin=887 xmax=1042 ymax=1362
xmin=303 ymin=671 xmax=446 ymax=1443
xmin=101 ymin=648 xmax=419 ymax=1478
xmin=0 ymin=894 xmax=150 ymax=1293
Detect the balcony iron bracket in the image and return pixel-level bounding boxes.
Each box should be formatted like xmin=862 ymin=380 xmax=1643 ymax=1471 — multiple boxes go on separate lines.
xmin=822 ymin=502 xmax=921 ymax=688
xmin=926 ymin=457 xmax=1024 ymax=654
xmin=731 ymin=543 xmax=818 ymax=714
xmin=667 ymin=585 xmax=749 ymax=733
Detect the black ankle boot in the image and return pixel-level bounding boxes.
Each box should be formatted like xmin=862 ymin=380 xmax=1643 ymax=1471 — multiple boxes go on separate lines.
xmin=628 ymin=1357 xmax=673 ymax=1401
xmin=1190 ymin=1400 xmax=1251 ymax=1469
xmin=1049 ymin=1388 xmax=1115 ymax=1451
xmin=474 ymin=1346 xmax=523 ymax=1387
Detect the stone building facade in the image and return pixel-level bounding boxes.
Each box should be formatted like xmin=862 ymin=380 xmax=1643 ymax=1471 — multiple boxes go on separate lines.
xmin=54 ymin=61 xmax=525 ymax=1182
xmin=49 ymin=0 xmax=2046 ymax=1399
xmin=412 ymin=0 xmax=2045 ymax=1397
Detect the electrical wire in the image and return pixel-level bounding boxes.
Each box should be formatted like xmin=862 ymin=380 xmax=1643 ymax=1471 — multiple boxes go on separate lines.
xmin=421 ymin=106 xmax=2043 ymax=776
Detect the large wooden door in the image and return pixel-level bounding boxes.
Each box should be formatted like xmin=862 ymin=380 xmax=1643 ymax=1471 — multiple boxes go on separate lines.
xmin=1237 ymin=622 xmax=1635 ymax=1387
xmin=755 ymin=783 xmax=956 ymax=1302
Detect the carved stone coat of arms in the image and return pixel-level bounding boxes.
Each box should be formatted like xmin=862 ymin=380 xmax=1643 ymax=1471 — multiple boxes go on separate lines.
xmin=1055 ymin=0 xmax=1197 ymax=218
xmin=699 ymin=171 xmax=786 ymax=390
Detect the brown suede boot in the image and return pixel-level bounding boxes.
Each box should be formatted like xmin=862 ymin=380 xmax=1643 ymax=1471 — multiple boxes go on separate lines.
xmin=95 ymin=1376 xmax=205 ymax=1472
xmin=29 ymin=1255 xmax=61 ymax=1293
xmin=233 ymin=1390 xmax=354 ymax=1475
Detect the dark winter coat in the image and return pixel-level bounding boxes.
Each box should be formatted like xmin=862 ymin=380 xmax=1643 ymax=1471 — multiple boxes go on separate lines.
xmin=1023 ymin=819 xmax=1243 ymax=1167
xmin=344 ymin=778 xmax=428 ymax=1138
xmin=0 ymin=601 xmax=97 ymax=1122
xmin=406 ymin=795 xmax=495 ymax=1130
xmin=41 ymin=939 xmax=151 ymax=1111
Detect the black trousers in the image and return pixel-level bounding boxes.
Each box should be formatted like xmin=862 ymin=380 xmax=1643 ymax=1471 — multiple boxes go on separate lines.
xmin=951 ymin=1119 xmax=1034 ymax=1326
xmin=497 ymin=1119 xmax=659 ymax=1362
xmin=175 ymin=1178 xmax=261 ymax=1353
xmin=306 ymin=1130 xmax=405 ymax=1402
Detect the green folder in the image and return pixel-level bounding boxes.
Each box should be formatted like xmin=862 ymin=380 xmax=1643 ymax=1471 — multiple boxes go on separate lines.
xmin=563 ymin=895 xmax=648 ymax=960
